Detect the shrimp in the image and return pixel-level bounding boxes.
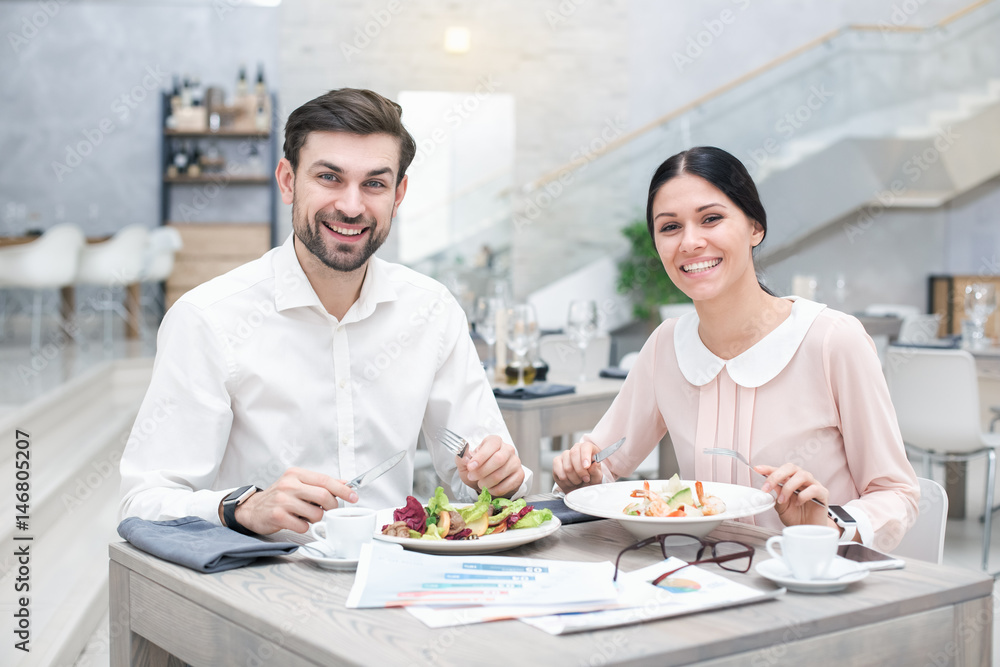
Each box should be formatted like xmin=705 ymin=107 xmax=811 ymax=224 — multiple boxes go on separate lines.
xmin=701 ymin=495 xmax=726 ymax=516
xmin=629 ymin=481 xmax=670 ymax=517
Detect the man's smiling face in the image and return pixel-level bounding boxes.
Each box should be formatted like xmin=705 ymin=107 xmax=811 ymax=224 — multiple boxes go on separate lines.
xmin=287 ymin=131 xmax=406 ymax=273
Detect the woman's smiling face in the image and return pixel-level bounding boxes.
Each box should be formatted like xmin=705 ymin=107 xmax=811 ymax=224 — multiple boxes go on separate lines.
xmin=650 ymin=173 xmax=765 ymax=304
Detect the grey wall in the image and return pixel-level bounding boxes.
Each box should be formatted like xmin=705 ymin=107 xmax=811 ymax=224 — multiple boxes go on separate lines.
xmin=2 ymin=0 xmax=994 ymax=318
xmin=0 ymin=0 xmax=280 ymax=237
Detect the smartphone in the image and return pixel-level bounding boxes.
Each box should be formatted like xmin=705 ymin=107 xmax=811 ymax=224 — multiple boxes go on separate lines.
xmin=837 ymin=543 xmax=906 ymax=570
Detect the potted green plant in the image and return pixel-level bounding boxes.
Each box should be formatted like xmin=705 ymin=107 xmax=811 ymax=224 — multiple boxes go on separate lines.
xmin=616 ymin=219 xmax=691 ymax=322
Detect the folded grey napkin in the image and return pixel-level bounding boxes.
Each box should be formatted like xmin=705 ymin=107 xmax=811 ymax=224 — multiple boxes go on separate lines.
xmin=117 ymin=516 xmax=299 ymax=573
xmin=493 ymin=383 xmax=576 ymax=400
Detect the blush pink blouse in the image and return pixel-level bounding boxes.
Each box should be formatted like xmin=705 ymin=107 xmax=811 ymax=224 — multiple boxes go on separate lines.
xmin=587 ymin=298 xmax=919 ymax=551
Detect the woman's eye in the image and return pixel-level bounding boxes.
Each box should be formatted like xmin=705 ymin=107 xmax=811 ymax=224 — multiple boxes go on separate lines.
xmin=703 ymin=215 xmax=722 ymax=224
xmin=659 ymin=223 xmax=680 ymax=233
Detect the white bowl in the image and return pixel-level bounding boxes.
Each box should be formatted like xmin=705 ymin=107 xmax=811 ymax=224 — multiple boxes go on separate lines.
xmin=564 ymin=479 xmax=775 ymax=540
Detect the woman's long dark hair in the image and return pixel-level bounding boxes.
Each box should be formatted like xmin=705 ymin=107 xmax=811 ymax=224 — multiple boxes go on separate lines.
xmin=646 ymin=146 xmax=774 ymax=295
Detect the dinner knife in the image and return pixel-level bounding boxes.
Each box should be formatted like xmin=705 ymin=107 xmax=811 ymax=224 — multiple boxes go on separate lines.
xmin=592 ymin=437 xmax=626 ymax=464
xmin=346 ymin=451 xmax=406 ymax=490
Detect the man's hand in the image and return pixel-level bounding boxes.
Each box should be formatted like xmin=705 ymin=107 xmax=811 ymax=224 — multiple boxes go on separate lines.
xmin=222 ymin=467 xmax=358 ymax=535
xmin=457 ymin=435 xmax=525 ymax=498
xmin=552 ymin=441 xmax=603 ymax=494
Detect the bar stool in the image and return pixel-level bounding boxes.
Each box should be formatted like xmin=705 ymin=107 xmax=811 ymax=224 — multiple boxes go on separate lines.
xmin=76 ymin=225 xmax=149 ymax=347
xmin=0 ymin=224 xmax=85 ymax=349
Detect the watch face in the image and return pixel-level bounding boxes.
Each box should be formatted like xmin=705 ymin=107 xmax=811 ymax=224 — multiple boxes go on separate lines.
xmin=828 ymin=505 xmax=855 ymax=524
xmin=226 ymin=485 xmax=256 ymax=504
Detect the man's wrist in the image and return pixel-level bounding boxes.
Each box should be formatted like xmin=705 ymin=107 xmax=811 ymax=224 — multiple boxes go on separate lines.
xmin=222 ymin=485 xmax=261 ymax=535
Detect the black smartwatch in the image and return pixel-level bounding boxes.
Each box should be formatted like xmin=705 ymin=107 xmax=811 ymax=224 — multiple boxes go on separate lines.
xmin=222 ymin=485 xmax=261 ymax=536
xmin=828 ymin=504 xmax=857 ymax=541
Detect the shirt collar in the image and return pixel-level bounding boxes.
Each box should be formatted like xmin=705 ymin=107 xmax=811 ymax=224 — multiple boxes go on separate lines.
xmin=272 ymin=233 xmax=399 ymax=319
xmin=674 ymin=297 xmax=827 ymax=388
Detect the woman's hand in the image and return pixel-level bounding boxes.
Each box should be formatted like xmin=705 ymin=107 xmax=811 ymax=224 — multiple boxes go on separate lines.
xmin=753 ymin=463 xmax=832 ymax=529
xmin=552 ymin=441 xmax=604 ymax=494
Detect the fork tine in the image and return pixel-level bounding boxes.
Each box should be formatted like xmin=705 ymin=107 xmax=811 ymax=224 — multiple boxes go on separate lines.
xmin=436 ymin=427 xmax=469 ymax=458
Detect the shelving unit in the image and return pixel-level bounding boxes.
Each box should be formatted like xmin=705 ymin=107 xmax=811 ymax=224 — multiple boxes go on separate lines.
xmin=158 ymin=92 xmax=280 ymax=308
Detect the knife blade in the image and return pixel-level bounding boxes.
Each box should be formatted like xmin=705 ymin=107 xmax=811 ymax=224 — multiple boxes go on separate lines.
xmin=592 ymin=437 xmax=626 ymax=464
xmin=346 ymin=451 xmax=406 ymax=490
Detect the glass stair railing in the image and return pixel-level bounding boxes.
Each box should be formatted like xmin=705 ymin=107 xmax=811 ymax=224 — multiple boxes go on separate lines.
xmin=510 ymin=0 xmax=1000 ymax=298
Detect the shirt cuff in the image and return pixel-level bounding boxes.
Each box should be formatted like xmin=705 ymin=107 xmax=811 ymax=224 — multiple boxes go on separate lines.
xmin=844 ymin=502 xmax=874 ymax=545
xmin=193 ymin=488 xmax=234 ymax=527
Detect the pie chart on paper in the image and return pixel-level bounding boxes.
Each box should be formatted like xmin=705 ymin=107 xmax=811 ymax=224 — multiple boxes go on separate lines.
xmin=655 ymin=578 xmax=701 ymax=594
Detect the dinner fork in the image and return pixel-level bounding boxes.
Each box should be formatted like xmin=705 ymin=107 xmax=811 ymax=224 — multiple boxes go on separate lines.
xmin=703 ymin=447 xmax=827 ymax=508
xmin=437 ymin=427 xmax=470 ymax=459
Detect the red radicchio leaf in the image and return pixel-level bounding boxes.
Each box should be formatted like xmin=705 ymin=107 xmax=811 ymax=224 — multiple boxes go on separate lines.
xmin=445 ymin=528 xmax=472 ymax=540
xmin=393 ymin=496 xmax=427 ymax=534
xmin=506 ymin=505 xmax=533 ymax=528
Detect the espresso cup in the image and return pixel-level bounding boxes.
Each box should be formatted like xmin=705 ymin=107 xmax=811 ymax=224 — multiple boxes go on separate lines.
xmin=306 ymin=507 xmax=377 ymax=560
xmin=765 ymin=525 xmax=839 ymax=581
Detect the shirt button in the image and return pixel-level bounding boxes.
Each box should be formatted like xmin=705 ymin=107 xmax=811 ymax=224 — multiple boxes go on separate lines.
xmin=341 ymin=435 xmax=349 ymax=445
xmin=339 ymin=379 xmax=347 ymax=389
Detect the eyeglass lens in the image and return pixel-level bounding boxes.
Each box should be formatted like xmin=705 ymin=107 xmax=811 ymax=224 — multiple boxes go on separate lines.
xmin=658 ymin=535 xmax=751 ymax=571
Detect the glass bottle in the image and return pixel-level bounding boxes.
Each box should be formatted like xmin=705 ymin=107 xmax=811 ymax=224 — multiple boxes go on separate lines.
xmin=505 ymin=360 xmax=536 ymax=386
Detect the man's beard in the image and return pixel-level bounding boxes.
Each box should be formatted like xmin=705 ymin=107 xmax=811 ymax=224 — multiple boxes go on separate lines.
xmin=292 ymin=205 xmax=390 ymax=273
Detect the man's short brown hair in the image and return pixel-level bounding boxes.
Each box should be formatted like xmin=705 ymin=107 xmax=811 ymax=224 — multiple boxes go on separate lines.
xmin=283 ymin=88 xmax=417 ymax=183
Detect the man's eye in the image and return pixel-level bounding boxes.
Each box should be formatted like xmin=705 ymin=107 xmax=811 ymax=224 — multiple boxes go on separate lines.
xmin=365 ymin=181 xmax=386 ymax=189
xmin=318 ymin=173 xmax=337 ymax=182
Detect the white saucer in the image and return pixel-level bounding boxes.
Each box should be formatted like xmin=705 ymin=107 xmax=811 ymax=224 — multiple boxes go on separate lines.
xmin=297 ymin=541 xmax=359 ymax=571
xmin=755 ymin=556 xmax=869 ymax=593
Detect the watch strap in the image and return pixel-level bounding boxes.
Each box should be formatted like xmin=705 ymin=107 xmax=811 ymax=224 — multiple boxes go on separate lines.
xmin=223 ymin=485 xmax=261 ymax=536
xmin=828 ymin=505 xmax=857 ymax=541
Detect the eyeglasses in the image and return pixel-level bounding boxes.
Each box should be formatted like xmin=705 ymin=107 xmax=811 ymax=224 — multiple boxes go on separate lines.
xmin=613 ymin=533 xmax=755 ymax=586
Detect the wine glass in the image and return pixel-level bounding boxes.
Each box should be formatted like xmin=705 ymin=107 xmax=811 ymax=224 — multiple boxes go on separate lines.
xmin=506 ymin=304 xmax=538 ymax=388
xmin=566 ymin=300 xmax=599 ymax=383
xmin=964 ymin=283 xmax=997 ymax=349
xmin=474 ymin=296 xmax=501 ymax=375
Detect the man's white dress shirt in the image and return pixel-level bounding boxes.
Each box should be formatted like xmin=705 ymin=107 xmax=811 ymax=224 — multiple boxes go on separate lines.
xmin=119 ymin=235 xmax=530 ymax=524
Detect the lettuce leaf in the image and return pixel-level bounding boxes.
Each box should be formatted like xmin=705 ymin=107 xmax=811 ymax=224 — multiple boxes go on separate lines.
xmin=458 ymin=487 xmax=493 ymax=525
xmin=426 ymin=486 xmax=455 ymax=519
xmin=512 ymin=508 xmax=553 ymax=529
xmin=393 ymin=496 xmax=428 ymax=534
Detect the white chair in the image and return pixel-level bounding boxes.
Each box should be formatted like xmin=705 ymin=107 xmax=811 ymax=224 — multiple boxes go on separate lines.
xmin=864 ymin=303 xmax=921 ymax=319
xmin=0 ymin=225 xmax=85 ymax=349
xmin=897 ymin=313 xmax=942 ymax=343
xmin=538 ymin=333 xmax=611 ymax=382
xmin=885 ymin=346 xmax=1000 ymax=570
xmin=864 ymin=304 xmax=922 ymax=367
xmin=138 ymin=227 xmax=183 ymax=334
xmin=76 ymin=225 xmax=149 ymax=347
xmin=892 ymin=477 xmax=948 ymax=564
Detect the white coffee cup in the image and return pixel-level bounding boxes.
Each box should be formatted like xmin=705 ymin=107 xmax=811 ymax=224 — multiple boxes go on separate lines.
xmin=306 ymin=507 xmax=376 ymax=560
xmin=765 ymin=525 xmax=839 ymax=580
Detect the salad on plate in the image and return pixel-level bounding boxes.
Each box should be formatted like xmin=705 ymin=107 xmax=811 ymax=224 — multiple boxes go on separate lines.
xmin=381 ymin=486 xmax=553 ymax=541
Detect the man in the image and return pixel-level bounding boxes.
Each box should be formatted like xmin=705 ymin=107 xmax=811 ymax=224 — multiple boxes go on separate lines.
xmin=120 ymin=88 xmax=529 ymax=535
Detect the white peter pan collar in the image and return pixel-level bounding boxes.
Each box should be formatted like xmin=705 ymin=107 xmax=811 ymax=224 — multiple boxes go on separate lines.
xmin=674 ymin=297 xmax=827 ymax=388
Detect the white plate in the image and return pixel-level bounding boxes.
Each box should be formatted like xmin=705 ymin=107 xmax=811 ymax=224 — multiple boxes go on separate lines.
xmin=755 ymin=556 xmax=869 ymax=593
xmin=297 ymin=541 xmax=359 ymax=571
xmin=371 ymin=506 xmax=561 ymax=554
xmin=564 ymin=480 xmax=775 ymax=540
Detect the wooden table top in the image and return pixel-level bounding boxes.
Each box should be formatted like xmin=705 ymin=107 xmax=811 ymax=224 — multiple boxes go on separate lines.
xmin=109 ymin=515 xmax=993 ymax=666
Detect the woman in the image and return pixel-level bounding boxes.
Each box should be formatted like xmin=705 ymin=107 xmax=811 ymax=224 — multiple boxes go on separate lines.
xmin=553 ymin=146 xmax=918 ymax=550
